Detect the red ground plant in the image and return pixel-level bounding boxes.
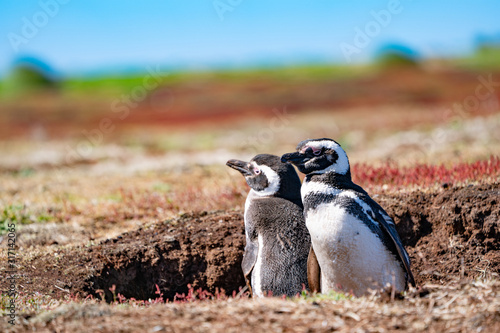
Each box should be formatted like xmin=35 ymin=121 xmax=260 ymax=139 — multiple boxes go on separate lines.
xmin=352 ymin=156 xmax=500 ymax=188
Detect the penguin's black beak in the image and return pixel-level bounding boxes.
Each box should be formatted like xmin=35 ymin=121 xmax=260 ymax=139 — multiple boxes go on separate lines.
xmin=226 ymin=159 xmax=252 ymax=176
xmin=281 ymin=152 xmax=309 ymax=166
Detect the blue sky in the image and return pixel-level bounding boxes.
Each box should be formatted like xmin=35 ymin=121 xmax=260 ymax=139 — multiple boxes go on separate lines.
xmin=1 ymin=0 xmax=499 ymax=77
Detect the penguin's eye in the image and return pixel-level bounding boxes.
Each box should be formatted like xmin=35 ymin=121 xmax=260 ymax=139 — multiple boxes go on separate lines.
xmin=312 ymin=148 xmax=322 ymax=156
xmin=254 ymin=167 xmax=261 ymax=175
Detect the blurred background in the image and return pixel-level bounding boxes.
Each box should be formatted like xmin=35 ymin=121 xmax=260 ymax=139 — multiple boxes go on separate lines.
xmin=1 ymin=0 xmax=500 ymax=171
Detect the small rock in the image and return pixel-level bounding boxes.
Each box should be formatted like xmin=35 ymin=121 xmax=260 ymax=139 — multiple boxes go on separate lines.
xmin=164 ymin=236 xmax=176 ymax=242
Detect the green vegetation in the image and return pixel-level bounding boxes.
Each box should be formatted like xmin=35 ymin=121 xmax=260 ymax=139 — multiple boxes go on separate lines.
xmin=62 ymin=75 xmax=154 ymax=97
xmin=59 ymin=63 xmax=369 ymax=98
xmin=1 ymin=63 xmax=370 ymax=100
xmin=12 ymin=65 xmax=56 ymax=89
xmin=2 ymin=49 xmax=500 ymax=99
xmin=0 ymin=204 xmax=51 ymax=235
xmin=373 ymin=43 xmax=420 ymax=70
xmin=1 ymin=61 xmax=58 ymax=98
xmin=200 ymin=63 xmax=369 ymax=82
xmin=376 ymin=51 xmax=419 ymax=69
xmin=456 ymin=45 xmax=500 ymax=69
xmin=1 ymin=52 xmax=500 ymax=100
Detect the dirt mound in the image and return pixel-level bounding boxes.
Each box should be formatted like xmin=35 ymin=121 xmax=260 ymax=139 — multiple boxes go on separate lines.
xmin=12 ymin=211 xmax=246 ymax=301
xmin=384 ymin=183 xmax=500 ymax=284
xmin=84 ymin=211 xmax=246 ymax=301
xmin=6 ymin=184 xmax=499 ymax=301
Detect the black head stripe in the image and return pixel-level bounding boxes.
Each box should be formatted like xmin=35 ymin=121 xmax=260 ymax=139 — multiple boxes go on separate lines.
xmin=327 ymin=149 xmax=339 ymax=164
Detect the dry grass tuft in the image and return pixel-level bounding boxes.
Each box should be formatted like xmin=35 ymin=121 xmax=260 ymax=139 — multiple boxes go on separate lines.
xmin=3 ymin=279 xmax=498 ymax=332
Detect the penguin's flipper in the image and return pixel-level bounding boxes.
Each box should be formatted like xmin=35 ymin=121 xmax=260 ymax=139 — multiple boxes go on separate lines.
xmin=241 ymin=240 xmax=258 ymax=294
xmin=375 ymin=209 xmax=416 ymax=288
xmin=341 ymin=182 xmax=416 ymax=288
xmin=307 ymin=246 xmax=321 ymax=293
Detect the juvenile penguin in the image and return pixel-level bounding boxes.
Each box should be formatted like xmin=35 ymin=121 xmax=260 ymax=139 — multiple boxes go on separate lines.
xmin=281 ymin=139 xmax=415 ymax=296
xmin=226 ymin=154 xmax=310 ymax=297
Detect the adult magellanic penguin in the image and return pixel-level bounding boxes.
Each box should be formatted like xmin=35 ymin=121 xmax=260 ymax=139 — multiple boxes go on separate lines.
xmin=226 ymin=154 xmax=310 ymax=297
xmin=281 ymin=138 xmax=416 ymax=296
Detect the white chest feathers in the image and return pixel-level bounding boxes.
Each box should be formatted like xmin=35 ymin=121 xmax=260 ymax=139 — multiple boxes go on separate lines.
xmin=244 ymin=191 xmax=266 ymax=298
xmin=251 ymin=234 xmax=265 ymax=297
xmin=303 ymin=183 xmax=406 ymax=296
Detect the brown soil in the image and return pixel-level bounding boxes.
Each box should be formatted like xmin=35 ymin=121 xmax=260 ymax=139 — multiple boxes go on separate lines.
xmin=4 ymin=183 xmax=499 ymax=303
xmin=7 ymin=282 xmax=500 ymax=333
xmin=12 ymin=212 xmax=246 ymax=302
xmin=380 ymin=183 xmax=500 ymax=284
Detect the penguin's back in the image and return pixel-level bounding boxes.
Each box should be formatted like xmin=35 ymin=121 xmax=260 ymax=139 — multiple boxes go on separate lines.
xmin=246 ymin=195 xmax=310 ymax=296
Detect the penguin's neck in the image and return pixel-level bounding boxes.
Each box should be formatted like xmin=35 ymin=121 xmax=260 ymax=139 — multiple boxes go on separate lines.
xmin=302 ymin=172 xmax=350 ymax=202
xmin=278 ymin=179 xmax=303 ymax=208
xmin=248 ymin=188 xmax=303 ymax=209
xmin=303 ymin=170 xmax=368 ymax=199
xmin=305 ymin=170 xmax=352 ymax=187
